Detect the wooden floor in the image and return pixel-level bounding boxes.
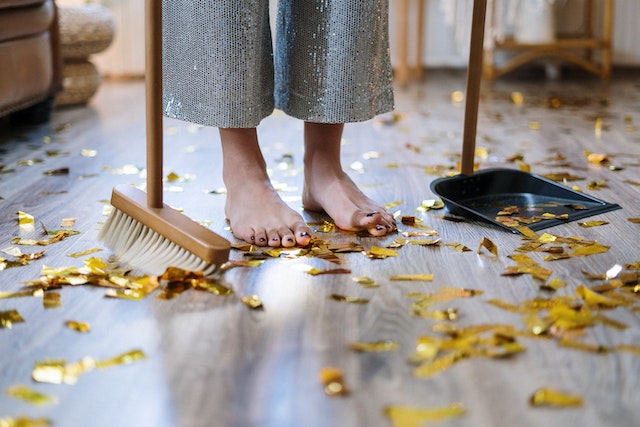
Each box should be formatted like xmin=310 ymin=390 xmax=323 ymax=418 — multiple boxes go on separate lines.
xmin=1 ymin=67 xmax=639 ymax=427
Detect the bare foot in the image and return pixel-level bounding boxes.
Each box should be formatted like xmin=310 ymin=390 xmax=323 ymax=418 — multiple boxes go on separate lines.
xmin=302 ymin=122 xmax=396 ymax=236
xmin=220 ymin=128 xmax=313 ymax=247
xmin=303 ymin=169 xmax=396 ymax=236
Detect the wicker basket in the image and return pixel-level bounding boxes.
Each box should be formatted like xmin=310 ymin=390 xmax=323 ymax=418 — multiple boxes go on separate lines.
xmin=55 ymin=60 xmax=101 ymax=106
xmin=58 ymin=5 xmax=115 ymax=59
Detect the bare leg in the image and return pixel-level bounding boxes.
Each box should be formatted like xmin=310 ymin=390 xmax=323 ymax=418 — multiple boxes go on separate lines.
xmin=302 ymin=122 xmax=396 ymax=236
xmin=220 ymin=128 xmax=312 ymax=247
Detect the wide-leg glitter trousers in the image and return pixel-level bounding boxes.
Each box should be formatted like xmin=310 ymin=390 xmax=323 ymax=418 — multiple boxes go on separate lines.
xmin=162 ymin=0 xmax=394 ymax=128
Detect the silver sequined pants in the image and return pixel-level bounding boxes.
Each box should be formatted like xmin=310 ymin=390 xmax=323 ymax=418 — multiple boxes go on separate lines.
xmin=162 ymin=1 xmax=394 ymax=128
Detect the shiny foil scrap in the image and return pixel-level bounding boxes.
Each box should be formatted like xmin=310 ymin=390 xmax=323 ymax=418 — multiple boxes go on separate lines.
xmin=384 ymin=403 xmax=465 ymax=427
xmin=241 ymin=295 xmax=264 ymax=310
xmin=0 ymin=309 xmax=24 ymax=328
xmin=0 ymin=416 xmax=52 ymax=427
xmin=530 ymin=388 xmax=583 ymax=407
xmin=5 ymin=385 xmax=57 ymax=406
xmin=348 ymin=340 xmax=398 ymax=352
xmin=477 ymin=237 xmax=498 ymax=257
xmin=65 ymin=320 xmax=90 ymax=333
xmin=318 ymin=367 xmax=349 ymax=397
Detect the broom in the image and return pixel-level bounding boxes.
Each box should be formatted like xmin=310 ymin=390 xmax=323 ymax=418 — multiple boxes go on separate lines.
xmin=99 ymin=0 xmax=230 ymax=275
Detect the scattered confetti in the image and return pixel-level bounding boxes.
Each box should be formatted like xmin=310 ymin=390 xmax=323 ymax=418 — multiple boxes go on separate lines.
xmin=348 ymin=340 xmax=398 ymax=352
xmin=530 ymin=388 xmax=583 ymax=407
xmin=0 ymin=310 xmax=25 ymax=328
xmin=5 ymin=385 xmax=58 ymax=406
xmin=241 ymin=295 xmax=264 ymax=310
xmin=318 ymin=367 xmax=349 ymax=397
xmin=384 ymin=403 xmax=466 ymax=427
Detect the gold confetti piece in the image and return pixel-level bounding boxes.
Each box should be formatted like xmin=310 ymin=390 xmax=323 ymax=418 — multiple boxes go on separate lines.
xmin=384 ymin=403 xmax=466 ymax=427
xmin=0 ymin=309 xmax=24 ymax=328
xmin=511 ymin=91 xmax=524 ymax=106
xmin=585 ymin=150 xmax=609 ymax=165
xmin=43 ymin=167 xmax=69 ymax=176
xmin=17 ymin=211 xmax=34 ymax=226
xmin=5 ymin=385 xmax=58 ymax=406
xmin=446 ymin=242 xmax=471 ymax=252
xmin=384 ymin=201 xmax=403 ymax=209
xmin=387 ymin=237 xmax=408 ymax=248
xmin=318 ymin=367 xmax=349 ymax=396
xmin=32 ymin=360 xmax=67 ymax=384
xmin=12 ymin=230 xmax=79 ymax=246
xmin=627 ymin=218 xmax=640 ymax=223
xmin=530 ymin=388 xmax=583 ymax=407
xmin=408 ymin=239 xmax=441 ymax=247
xmin=616 ymin=344 xmax=640 ymax=356
xmin=486 ymin=298 xmax=524 ymax=313
xmin=451 ymin=90 xmax=464 ymax=104
xmin=81 ymin=149 xmax=98 ymax=157
xmin=366 ymin=246 xmax=398 ymax=259
xmin=542 ymin=278 xmax=567 ymax=291
xmin=413 ymin=351 xmax=467 ymax=378
xmin=292 ymin=264 xmax=351 ymax=276
xmin=241 ymin=295 xmax=263 ymax=310
xmin=43 ymin=292 xmax=61 ymax=309
xmin=419 ymin=199 xmax=445 ymax=211
xmin=67 ymin=248 xmax=102 ymax=258
xmin=105 ymin=288 xmax=148 ymax=300
xmin=0 ymin=290 xmax=35 ymax=299
xmin=348 ymin=340 xmax=398 ymax=352
xmin=578 ymin=220 xmax=609 ymax=228
xmin=529 ymin=121 xmax=540 ymax=130
xmin=65 ymin=321 xmax=90 ymax=333
xmin=95 ymin=349 xmax=146 ymax=369
xmin=390 ymin=274 xmax=434 ymax=281
xmin=477 ymin=237 xmax=498 ymax=256
xmin=328 ymin=294 xmax=369 ymax=304
xmin=352 ymin=276 xmax=379 ymax=288
xmin=60 ymin=218 xmax=76 ymax=227
xmin=414 ymin=308 xmax=459 ymax=321
xmin=0 ymin=416 xmax=52 ymax=427
xmin=576 ymin=285 xmax=629 ymax=308
xmin=570 ymin=243 xmax=610 ymax=257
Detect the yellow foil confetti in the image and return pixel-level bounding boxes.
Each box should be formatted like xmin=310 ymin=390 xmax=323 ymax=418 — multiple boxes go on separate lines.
xmin=5 ymin=385 xmax=58 ymax=406
xmin=17 ymin=211 xmax=35 ymax=226
xmin=348 ymin=340 xmax=398 ymax=352
xmin=366 ymin=246 xmax=398 ymax=259
xmin=352 ymin=276 xmax=379 ymax=288
xmin=477 ymin=237 xmax=498 ymax=256
xmin=0 ymin=309 xmax=24 ymax=328
xmin=240 ymin=295 xmax=264 ymax=310
xmin=530 ymin=388 xmax=583 ymax=407
xmin=95 ymin=349 xmax=146 ymax=369
xmin=0 ymin=416 xmax=52 ymax=427
xmin=318 ymin=367 xmax=349 ymax=397
xmin=384 ymin=403 xmax=466 ymax=427
xmin=390 ymin=274 xmax=434 ymax=282
xmin=328 ymin=294 xmax=369 ymax=304
xmin=65 ymin=321 xmax=90 ymax=333
xmin=42 ymin=292 xmax=61 ymax=309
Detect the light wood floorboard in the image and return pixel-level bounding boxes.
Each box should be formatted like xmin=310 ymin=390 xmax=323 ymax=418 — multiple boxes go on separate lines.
xmin=1 ymin=68 xmax=639 ymax=427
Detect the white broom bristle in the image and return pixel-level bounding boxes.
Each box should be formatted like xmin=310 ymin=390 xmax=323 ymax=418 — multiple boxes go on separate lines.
xmin=99 ymin=208 xmax=219 ymax=277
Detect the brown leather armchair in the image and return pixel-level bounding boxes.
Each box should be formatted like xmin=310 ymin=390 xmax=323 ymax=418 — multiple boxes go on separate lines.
xmin=0 ymin=0 xmax=63 ymax=124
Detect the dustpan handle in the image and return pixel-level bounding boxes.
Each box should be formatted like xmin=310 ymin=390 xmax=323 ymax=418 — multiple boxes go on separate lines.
xmin=461 ymin=0 xmax=487 ymax=176
xmin=145 ymin=0 xmax=163 ymax=208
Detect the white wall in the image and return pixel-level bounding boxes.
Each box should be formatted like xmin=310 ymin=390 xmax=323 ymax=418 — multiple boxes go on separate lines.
xmin=58 ymin=0 xmax=640 ymax=77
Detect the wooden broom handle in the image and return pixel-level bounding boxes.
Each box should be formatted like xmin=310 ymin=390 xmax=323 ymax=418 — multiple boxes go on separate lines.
xmin=461 ymin=0 xmax=487 ymax=176
xmin=145 ymin=0 xmax=163 ymax=208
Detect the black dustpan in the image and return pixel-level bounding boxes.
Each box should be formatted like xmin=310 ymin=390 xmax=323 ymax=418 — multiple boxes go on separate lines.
xmin=430 ymin=0 xmax=620 ymax=233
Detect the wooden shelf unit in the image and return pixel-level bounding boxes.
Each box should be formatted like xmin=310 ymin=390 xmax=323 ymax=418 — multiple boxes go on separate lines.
xmin=483 ymin=0 xmax=614 ymax=80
